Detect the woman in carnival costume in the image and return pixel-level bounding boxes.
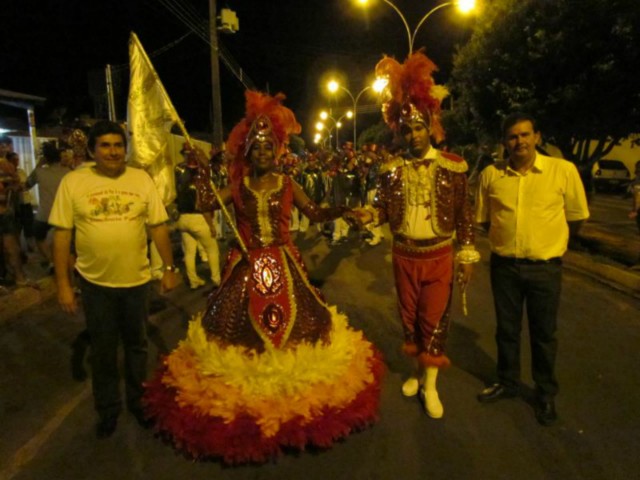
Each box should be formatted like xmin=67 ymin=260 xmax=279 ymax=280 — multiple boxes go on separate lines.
xmin=144 ymin=91 xmax=384 ymax=464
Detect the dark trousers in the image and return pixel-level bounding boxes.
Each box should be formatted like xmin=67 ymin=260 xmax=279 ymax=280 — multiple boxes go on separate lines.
xmin=490 ymin=254 xmax=562 ymax=400
xmin=79 ymin=275 xmax=150 ymax=418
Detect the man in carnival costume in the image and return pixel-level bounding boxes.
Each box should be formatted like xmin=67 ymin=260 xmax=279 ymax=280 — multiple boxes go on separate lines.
xmin=144 ymin=91 xmax=383 ymax=464
xmin=352 ymin=52 xmax=479 ymax=419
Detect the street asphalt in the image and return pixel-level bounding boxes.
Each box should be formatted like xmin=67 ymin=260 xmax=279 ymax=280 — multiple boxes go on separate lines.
xmin=1 ymin=220 xmax=639 ymax=480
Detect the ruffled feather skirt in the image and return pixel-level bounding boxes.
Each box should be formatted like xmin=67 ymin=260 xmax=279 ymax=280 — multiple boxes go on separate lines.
xmin=144 ymin=307 xmax=383 ymax=464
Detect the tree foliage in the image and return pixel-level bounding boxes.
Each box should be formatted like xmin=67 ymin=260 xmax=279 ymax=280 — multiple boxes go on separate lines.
xmin=357 ymin=121 xmax=394 ymax=148
xmin=450 ymin=0 xmax=640 ymax=163
xmin=288 ymin=134 xmax=306 ymax=156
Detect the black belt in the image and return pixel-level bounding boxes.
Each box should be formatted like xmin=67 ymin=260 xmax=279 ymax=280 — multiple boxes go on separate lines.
xmin=394 ymin=234 xmax=449 ymax=248
xmin=491 ymin=254 xmax=562 ymax=265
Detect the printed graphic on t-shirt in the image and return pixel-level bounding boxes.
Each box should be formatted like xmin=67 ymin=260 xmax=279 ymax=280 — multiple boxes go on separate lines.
xmin=87 ymin=189 xmax=143 ymax=222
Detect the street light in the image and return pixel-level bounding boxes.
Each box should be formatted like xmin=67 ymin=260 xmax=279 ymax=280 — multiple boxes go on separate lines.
xmin=315 ymin=121 xmax=334 ymax=150
xmin=313 ymin=132 xmax=328 ymax=148
xmin=327 ymin=79 xmax=386 ymax=147
xmin=319 ymin=109 xmax=353 ymax=149
xmin=356 ymin=0 xmax=476 ymax=55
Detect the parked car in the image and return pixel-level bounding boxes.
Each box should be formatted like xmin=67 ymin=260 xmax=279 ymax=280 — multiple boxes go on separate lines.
xmin=592 ymin=159 xmax=631 ymax=192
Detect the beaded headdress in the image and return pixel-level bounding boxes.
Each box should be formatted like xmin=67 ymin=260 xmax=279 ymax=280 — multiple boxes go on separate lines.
xmin=226 ymin=91 xmax=301 ymax=184
xmin=375 ymin=51 xmax=449 ymax=143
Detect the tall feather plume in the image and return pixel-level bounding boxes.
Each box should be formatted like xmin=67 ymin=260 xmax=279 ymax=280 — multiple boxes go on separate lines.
xmin=375 ymin=51 xmax=448 ymax=143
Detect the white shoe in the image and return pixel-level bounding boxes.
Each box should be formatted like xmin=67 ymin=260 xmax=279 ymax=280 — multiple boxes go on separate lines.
xmin=190 ymin=278 xmax=206 ymax=290
xmin=402 ymin=377 xmax=420 ymax=397
xmin=423 ymin=388 xmax=444 ymax=419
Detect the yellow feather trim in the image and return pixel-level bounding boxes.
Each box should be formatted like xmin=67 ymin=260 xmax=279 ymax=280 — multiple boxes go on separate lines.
xmin=161 ymin=306 xmax=377 ymax=437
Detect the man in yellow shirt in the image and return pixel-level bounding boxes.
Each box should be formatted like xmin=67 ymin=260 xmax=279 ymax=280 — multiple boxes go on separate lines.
xmin=475 ymin=112 xmax=589 ymax=426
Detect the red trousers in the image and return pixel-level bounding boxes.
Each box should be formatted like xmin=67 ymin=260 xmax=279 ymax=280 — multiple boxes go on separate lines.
xmin=392 ymin=243 xmax=453 ymax=367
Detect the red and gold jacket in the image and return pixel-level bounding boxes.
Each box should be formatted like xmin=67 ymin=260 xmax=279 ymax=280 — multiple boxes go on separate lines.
xmin=371 ymin=149 xmax=475 ymax=249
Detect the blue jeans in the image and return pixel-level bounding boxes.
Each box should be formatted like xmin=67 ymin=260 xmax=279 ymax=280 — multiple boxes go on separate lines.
xmin=490 ymin=254 xmax=562 ymax=400
xmin=79 ymin=275 xmax=150 ymax=418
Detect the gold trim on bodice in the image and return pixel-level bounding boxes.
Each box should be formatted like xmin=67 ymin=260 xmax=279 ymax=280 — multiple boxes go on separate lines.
xmin=244 ymin=175 xmax=283 ymax=247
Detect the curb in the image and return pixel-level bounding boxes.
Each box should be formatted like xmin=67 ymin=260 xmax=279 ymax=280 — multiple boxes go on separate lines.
xmin=563 ymin=250 xmax=640 ymax=299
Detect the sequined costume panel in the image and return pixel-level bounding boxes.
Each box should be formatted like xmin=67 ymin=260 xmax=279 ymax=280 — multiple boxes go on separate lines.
xmin=202 ymin=249 xmax=331 ymax=352
xmin=201 ymin=175 xmax=332 ymax=352
xmin=374 ymin=150 xmax=474 ymax=246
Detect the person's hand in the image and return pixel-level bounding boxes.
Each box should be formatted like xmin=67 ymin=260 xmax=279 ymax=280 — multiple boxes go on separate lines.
xmin=456 ymin=262 xmax=473 ymax=287
xmin=191 ymin=146 xmax=209 ymax=167
xmin=57 ymin=283 xmax=78 ymax=314
xmin=345 ymin=208 xmax=373 ymax=228
xmin=629 ymin=210 xmax=638 ymax=219
xmin=342 ymin=209 xmax=360 ymax=228
xmin=160 ymin=270 xmax=178 ymax=293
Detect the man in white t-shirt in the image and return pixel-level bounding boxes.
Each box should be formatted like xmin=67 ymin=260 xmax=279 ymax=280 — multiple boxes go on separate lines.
xmin=50 ymin=121 xmax=178 ymax=438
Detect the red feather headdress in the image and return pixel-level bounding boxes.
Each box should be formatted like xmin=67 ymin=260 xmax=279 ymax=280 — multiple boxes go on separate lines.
xmin=375 ymin=51 xmax=449 ymax=143
xmin=227 ymin=91 xmax=301 ymax=185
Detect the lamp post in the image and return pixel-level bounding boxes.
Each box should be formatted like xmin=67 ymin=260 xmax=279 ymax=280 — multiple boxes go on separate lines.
xmin=320 ymin=109 xmax=353 ymax=149
xmin=315 ymin=121 xmax=334 ymax=150
xmin=327 ymin=78 xmax=387 ymax=147
xmin=356 ymin=0 xmax=476 ymax=55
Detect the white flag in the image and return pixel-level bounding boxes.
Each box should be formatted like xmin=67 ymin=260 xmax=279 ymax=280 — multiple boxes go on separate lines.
xmin=127 ymin=32 xmax=180 ymax=205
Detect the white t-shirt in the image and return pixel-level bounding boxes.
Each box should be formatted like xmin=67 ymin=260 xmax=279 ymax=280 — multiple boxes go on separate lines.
xmin=49 ymin=166 xmax=168 ymax=287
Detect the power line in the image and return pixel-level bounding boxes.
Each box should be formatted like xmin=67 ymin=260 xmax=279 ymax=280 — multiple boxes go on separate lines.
xmin=156 ymin=0 xmax=255 ymax=90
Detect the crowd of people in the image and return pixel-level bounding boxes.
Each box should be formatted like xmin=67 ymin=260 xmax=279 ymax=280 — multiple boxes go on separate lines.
xmin=1 ymin=50 xmax=602 ymax=465
xmin=0 ymin=131 xmax=87 ymax=294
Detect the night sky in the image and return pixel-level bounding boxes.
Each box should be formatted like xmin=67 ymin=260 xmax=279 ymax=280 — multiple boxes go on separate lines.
xmin=1 ymin=0 xmax=476 ymax=143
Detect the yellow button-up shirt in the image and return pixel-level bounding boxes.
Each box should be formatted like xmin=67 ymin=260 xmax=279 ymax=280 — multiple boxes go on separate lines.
xmin=475 ymin=153 xmax=589 ymax=260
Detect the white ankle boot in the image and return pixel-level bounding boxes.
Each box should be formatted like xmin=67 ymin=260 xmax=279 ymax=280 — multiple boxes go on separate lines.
xmin=402 ymin=376 xmax=420 ymax=397
xmin=423 ymin=367 xmax=444 ymax=419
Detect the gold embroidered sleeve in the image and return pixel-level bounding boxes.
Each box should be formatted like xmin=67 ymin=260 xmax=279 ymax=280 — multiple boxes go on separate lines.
xmin=453 ymin=172 xmax=475 ymax=248
xmin=194 ymin=166 xmax=219 ymax=212
xmin=371 ymin=170 xmax=393 ymax=226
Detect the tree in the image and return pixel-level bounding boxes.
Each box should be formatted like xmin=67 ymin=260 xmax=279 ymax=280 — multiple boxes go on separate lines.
xmin=357 ymin=121 xmax=393 ymax=148
xmin=450 ymin=0 xmax=640 ymax=164
xmin=288 ymin=134 xmax=306 ymax=156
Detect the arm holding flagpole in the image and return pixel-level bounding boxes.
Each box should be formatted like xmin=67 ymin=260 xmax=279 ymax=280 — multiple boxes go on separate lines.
xmin=128 ymin=32 xmax=249 ymax=259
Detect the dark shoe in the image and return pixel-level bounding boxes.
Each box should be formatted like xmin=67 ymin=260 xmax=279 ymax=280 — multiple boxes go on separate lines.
xmin=96 ymin=415 xmax=118 ymax=438
xmin=130 ymin=408 xmax=154 ymax=429
xmin=477 ymin=383 xmax=518 ymax=403
xmin=535 ymin=399 xmax=557 ymax=426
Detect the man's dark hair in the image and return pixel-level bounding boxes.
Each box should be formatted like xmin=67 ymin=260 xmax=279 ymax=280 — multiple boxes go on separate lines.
xmin=501 ymin=112 xmax=539 ymax=138
xmin=87 ymin=120 xmax=127 ymax=152
xmin=6 ymin=151 xmax=19 ymax=163
xmin=41 ymin=141 xmax=61 ymax=163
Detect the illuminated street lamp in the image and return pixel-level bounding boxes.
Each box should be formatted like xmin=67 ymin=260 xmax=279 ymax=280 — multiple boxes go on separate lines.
xmin=319 ymin=109 xmax=353 ymax=149
xmin=315 ymin=121 xmax=334 ymax=149
xmin=356 ymin=0 xmax=476 ymax=55
xmin=327 ymin=79 xmax=386 ymax=146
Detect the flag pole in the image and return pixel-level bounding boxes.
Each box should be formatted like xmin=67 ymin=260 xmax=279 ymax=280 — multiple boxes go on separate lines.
xmin=129 ymin=32 xmax=249 ymax=259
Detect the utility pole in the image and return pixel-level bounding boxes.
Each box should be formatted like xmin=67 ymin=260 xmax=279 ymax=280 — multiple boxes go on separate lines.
xmin=105 ymin=64 xmax=117 ymax=121
xmin=209 ymin=0 xmax=223 ymax=147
